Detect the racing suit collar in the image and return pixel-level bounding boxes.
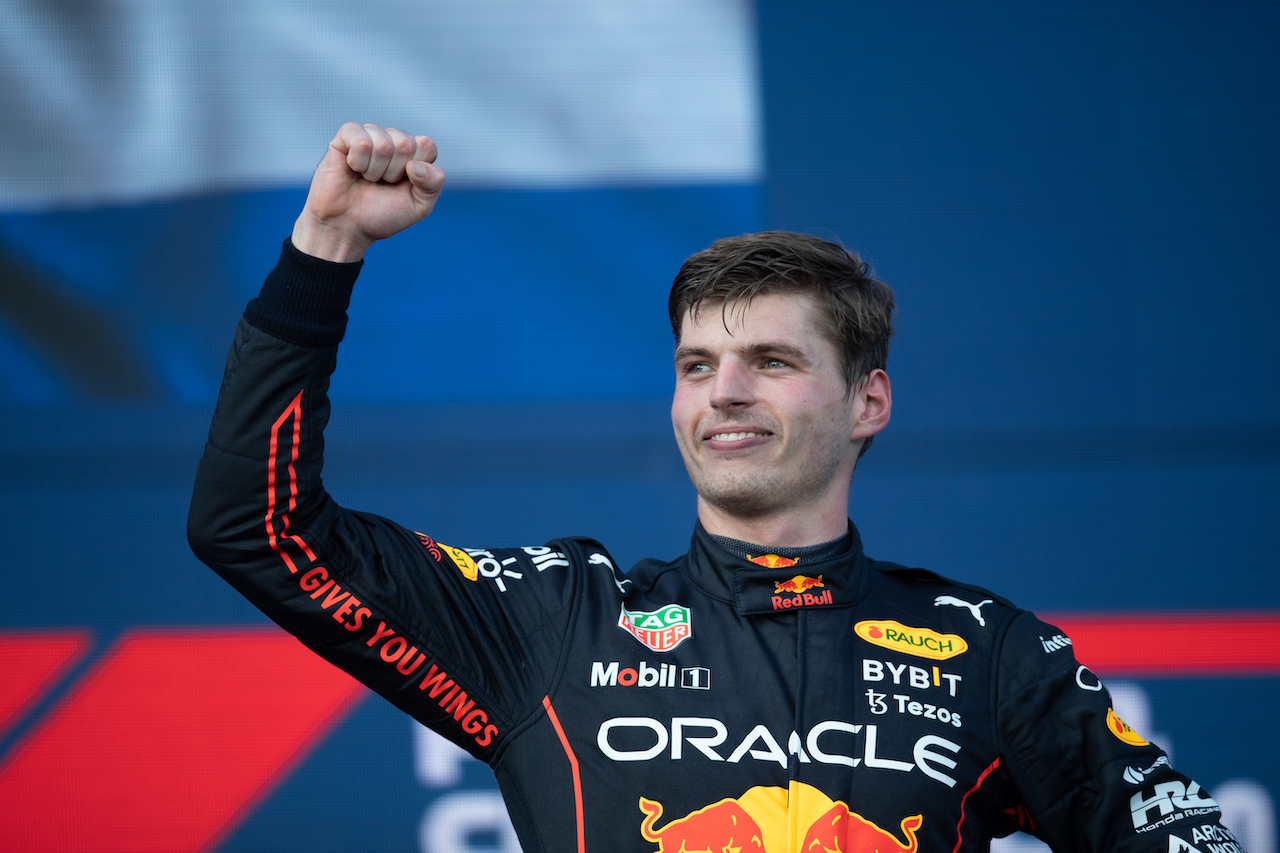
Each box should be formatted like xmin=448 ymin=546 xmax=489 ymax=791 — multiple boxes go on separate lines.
xmin=685 ymin=520 xmax=872 ymax=615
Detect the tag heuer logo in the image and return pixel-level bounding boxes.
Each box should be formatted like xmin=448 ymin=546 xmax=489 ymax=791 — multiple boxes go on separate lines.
xmin=618 ymin=604 xmax=691 ymax=652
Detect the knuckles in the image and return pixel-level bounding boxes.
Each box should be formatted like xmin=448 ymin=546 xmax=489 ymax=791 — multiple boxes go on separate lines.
xmin=334 ymin=123 xmax=437 ymax=181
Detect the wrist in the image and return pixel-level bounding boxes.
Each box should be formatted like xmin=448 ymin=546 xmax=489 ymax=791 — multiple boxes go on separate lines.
xmin=291 ymin=213 xmax=370 ymax=263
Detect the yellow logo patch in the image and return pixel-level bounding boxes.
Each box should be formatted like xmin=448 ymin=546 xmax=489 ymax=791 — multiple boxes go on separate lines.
xmin=441 ymin=545 xmax=479 ymax=581
xmin=749 ymin=553 xmax=798 ymax=568
xmin=854 ymin=620 xmax=968 ymax=660
xmin=1106 ymin=708 xmax=1149 ymax=746
xmin=416 ymin=532 xmax=479 ymax=582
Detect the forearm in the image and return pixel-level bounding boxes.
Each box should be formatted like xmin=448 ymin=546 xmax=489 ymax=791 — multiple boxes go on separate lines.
xmin=188 ymin=240 xmax=359 ymax=611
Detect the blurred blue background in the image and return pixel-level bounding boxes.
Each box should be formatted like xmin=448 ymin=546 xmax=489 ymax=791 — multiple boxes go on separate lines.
xmin=1 ymin=1 xmax=1275 ymax=851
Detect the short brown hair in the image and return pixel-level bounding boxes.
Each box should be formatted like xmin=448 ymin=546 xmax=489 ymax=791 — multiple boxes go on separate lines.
xmin=669 ymin=231 xmax=895 ymax=393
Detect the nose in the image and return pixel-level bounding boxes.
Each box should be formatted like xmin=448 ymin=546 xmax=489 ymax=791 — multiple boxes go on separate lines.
xmin=709 ymin=358 xmax=756 ymax=411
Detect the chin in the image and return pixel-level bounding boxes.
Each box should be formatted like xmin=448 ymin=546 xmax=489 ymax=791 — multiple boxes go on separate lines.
xmin=694 ymin=476 xmax=793 ymax=520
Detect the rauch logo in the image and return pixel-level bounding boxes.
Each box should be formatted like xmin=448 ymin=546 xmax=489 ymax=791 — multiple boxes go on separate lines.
xmin=854 ymin=620 xmax=968 ymax=661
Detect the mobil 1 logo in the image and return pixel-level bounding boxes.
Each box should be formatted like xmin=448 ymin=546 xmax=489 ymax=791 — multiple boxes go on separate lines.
xmin=591 ymin=661 xmax=711 ymax=690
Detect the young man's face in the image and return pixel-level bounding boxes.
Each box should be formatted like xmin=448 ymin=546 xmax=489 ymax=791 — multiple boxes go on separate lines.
xmin=671 ymin=291 xmax=873 ymax=524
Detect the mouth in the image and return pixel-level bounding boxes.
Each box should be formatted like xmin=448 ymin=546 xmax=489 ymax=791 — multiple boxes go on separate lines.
xmin=703 ymin=428 xmax=774 ymax=448
xmin=708 ymin=430 xmax=769 ymax=441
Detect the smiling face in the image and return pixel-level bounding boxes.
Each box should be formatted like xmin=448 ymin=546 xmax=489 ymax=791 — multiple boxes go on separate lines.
xmin=671 ymin=291 xmax=889 ymax=543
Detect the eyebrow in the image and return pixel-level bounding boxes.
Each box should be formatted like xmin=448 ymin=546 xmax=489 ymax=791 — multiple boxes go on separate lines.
xmin=674 ymin=345 xmax=712 ymax=363
xmin=673 ymin=341 xmax=814 ymax=366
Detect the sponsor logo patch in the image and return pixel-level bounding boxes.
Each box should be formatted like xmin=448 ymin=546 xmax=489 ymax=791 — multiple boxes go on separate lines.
xmin=619 ymin=603 xmax=692 ymax=652
xmin=1189 ymin=825 xmax=1242 ymax=853
xmin=1124 ymin=756 xmax=1170 ymax=785
xmin=749 ymin=553 xmax=798 ymax=568
xmin=441 ymin=545 xmax=479 ymax=581
xmin=864 ymin=689 xmax=963 ymax=728
xmin=771 ymin=589 xmax=834 ymax=611
xmin=1040 ymin=633 xmax=1072 ymax=653
xmin=636 ymin=783 xmax=923 ymax=853
xmin=416 ymin=533 xmax=480 ymax=582
xmin=1107 ymin=708 xmax=1150 ymax=746
xmin=774 ymin=574 xmax=823 ymax=594
xmin=933 ymin=595 xmax=993 ymax=626
xmin=861 ymin=659 xmax=963 ymax=697
xmin=1130 ymin=781 xmax=1219 ymax=832
xmin=1076 ymin=665 xmax=1104 ymax=691
xmin=854 ymin=620 xmax=968 ymax=660
xmin=590 ymin=661 xmax=710 ymax=689
xmin=598 ymin=719 xmax=961 ymax=786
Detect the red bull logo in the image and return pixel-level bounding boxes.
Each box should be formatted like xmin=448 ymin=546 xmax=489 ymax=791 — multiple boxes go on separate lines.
xmin=771 ymin=575 xmax=833 ymax=610
xmin=774 ymin=575 xmax=824 ymax=594
xmin=750 ymin=554 xmax=799 ymax=568
xmin=640 ymin=797 xmax=766 ymax=852
xmin=802 ymin=803 xmax=922 ymax=853
xmin=639 ymin=783 xmax=925 ymax=853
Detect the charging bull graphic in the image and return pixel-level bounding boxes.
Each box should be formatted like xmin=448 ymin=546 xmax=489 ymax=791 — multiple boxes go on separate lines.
xmin=802 ymin=803 xmax=922 ymax=853
xmin=639 ymin=796 xmax=766 ymax=852
xmin=774 ymin=575 xmax=824 ymax=594
xmin=750 ymin=554 xmax=800 ymax=569
xmin=640 ymin=784 xmax=923 ymax=853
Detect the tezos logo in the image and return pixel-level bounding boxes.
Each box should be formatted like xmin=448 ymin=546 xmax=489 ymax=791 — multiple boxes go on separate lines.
xmin=854 ymin=620 xmax=968 ymax=660
xmin=619 ymin=604 xmax=691 ymax=652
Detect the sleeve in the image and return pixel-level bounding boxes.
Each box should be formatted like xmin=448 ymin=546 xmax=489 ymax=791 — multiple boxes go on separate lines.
xmin=994 ymin=611 xmax=1243 ymax=853
xmin=187 ymin=240 xmax=578 ymax=763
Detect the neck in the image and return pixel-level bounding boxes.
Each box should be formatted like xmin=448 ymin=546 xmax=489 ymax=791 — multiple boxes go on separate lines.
xmin=696 ymin=497 xmax=850 ymax=548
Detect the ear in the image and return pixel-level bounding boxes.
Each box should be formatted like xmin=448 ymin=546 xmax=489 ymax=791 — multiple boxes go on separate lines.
xmin=850 ymin=369 xmax=891 ymax=441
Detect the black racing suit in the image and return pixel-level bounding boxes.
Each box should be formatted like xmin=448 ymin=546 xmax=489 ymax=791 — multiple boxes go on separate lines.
xmin=189 ymin=241 xmax=1242 ymax=853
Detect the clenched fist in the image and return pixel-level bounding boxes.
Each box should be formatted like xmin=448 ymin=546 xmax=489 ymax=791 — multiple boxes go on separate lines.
xmin=292 ymin=123 xmax=445 ymax=262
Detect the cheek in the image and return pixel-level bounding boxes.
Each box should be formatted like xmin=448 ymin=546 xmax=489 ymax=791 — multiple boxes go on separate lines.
xmin=670 ymin=391 xmax=696 ymax=434
xmin=671 ymin=378 xmax=706 ymax=413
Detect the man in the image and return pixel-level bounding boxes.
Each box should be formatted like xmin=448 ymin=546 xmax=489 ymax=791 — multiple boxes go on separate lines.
xmin=189 ymin=124 xmax=1240 ymax=852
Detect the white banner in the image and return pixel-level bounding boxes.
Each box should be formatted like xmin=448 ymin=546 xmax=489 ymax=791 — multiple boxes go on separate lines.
xmin=1 ymin=0 xmax=760 ymax=208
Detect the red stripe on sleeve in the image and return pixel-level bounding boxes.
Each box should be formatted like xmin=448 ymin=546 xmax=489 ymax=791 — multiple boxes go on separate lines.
xmin=952 ymin=757 xmax=1002 ymax=853
xmin=265 ymin=390 xmax=317 ymax=573
xmin=543 ymin=695 xmax=585 ymax=853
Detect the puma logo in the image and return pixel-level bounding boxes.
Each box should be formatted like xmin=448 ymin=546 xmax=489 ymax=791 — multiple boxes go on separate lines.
xmin=933 ymin=595 xmax=993 ymax=627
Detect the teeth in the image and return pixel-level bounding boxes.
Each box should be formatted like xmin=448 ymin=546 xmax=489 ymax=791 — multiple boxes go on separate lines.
xmin=714 ymin=432 xmax=764 ymax=441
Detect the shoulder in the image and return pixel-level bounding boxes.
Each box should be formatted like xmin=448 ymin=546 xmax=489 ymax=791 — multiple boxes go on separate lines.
xmin=868 ymin=558 xmax=1021 ymax=621
xmin=859 ymin=558 xmax=1031 ymax=663
xmin=870 ymin=559 xmax=1017 ymax=607
xmin=548 ymin=537 xmax=690 ymax=594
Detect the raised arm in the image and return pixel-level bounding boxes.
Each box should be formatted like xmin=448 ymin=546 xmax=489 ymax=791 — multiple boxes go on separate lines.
xmin=187 ymin=127 xmax=574 ymax=761
xmin=291 ymin=122 xmax=444 ymax=262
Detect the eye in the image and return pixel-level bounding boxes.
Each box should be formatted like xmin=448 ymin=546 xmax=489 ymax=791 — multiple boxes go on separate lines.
xmin=761 ymin=357 xmax=790 ymax=369
xmin=680 ymin=361 xmax=712 ymax=375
